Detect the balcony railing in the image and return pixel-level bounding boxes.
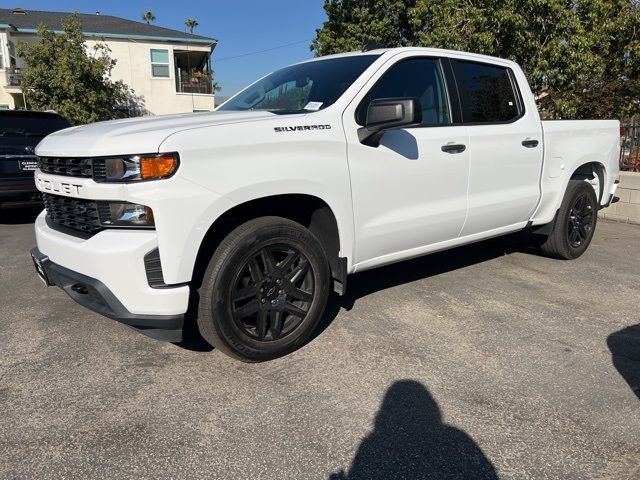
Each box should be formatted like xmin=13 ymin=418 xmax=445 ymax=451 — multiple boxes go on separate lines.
xmin=6 ymin=67 xmax=23 ymax=87
xmin=176 ymin=73 xmax=212 ymax=95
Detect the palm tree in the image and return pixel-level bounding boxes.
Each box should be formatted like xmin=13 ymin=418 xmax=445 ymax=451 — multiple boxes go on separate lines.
xmin=141 ymin=11 xmax=156 ymax=24
xmin=185 ymin=18 xmax=199 ymax=34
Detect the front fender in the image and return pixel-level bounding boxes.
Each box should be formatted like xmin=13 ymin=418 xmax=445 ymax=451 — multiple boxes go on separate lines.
xmin=158 ymin=115 xmax=355 ymax=280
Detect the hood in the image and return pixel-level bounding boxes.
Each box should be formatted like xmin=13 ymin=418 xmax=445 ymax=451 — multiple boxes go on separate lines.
xmin=35 ymin=111 xmax=276 ymax=157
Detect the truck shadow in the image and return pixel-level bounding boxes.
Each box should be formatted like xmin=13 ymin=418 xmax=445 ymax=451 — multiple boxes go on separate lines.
xmin=330 ymin=379 xmax=498 ymax=480
xmin=312 ymin=232 xmax=536 ymax=343
xmin=177 ymin=233 xmax=537 ymax=353
xmin=607 ymin=324 xmax=640 ymax=400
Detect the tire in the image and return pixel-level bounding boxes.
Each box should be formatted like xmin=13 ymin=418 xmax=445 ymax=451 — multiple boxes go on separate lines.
xmin=539 ymin=179 xmax=598 ymax=260
xmin=196 ymin=216 xmax=330 ymax=362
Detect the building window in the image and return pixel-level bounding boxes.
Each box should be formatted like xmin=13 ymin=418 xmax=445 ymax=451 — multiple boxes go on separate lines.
xmin=0 ymin=39 xmax=6 ymax=69
xmin=8 ymin=40 xmax=16 ymax=67
xmin=174 ymin=50 xmax=213 ymax=94
xmin=150 ymin=49 xmax=170 ymax=78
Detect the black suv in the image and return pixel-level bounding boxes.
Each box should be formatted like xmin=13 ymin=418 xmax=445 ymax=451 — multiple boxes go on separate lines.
xmin=0 ymin=110 xmax=71 ymax=206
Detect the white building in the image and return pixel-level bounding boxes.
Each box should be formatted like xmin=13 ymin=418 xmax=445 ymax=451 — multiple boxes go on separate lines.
xmin=0 ymin=7 xmax=217 ymax=115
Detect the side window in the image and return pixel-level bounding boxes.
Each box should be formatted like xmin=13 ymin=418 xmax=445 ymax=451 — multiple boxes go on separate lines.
xmin=453 ymin=61 xmax=520 ymax=123
xmin=150 ymin=49 xmax=170 ymax=78
xmin=357 ymin=58 xmax=451 ymax=126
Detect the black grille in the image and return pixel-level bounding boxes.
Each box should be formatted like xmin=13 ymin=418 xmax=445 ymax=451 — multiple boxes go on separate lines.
xmin=92 ymin=160 xmax=107 ymax=181
xmin=38 ymin=157 xmax=93 ymax=178
xmin=42 ymin=193 xmax=104 ymax=235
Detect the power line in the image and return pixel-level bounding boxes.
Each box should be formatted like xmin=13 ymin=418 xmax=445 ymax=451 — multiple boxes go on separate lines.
xmin=213 ymin=39 xmax=312 ymax=63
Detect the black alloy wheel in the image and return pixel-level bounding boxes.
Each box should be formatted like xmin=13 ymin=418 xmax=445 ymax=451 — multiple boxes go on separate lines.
xmin=230 ymin=244 xmax=314 ymax=342
xmin=197 ymin=216 xmax=330 ymax=361
xmin=539 ymin=179 xmax=598 ymax=260
xmin=567 ymin=193 xmax=595 ymax=248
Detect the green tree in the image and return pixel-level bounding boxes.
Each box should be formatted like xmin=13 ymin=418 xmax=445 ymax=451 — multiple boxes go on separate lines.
xmin=141 ymin=11 xmax=156 ymax=24
xmin=17 ymin=14 xmax=135 ymax=125
xmin=185 ymin=18 xmax=199 ymax=34
xmin=311 ymin=0 xmax=418 ymax=56
xmin=312 ymin=0 xmax=640 ymax=119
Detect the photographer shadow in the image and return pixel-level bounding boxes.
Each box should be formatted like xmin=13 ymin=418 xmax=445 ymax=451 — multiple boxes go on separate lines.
xmin=607 ymin=324 xmax=640 ymax=400
xmin=331 ymin=380 xmax=498 ymax=480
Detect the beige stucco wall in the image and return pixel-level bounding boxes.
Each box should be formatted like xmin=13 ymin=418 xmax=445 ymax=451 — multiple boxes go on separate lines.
xmin=0 ymin=30 xmax=214 ymax=115
xmin=85 ymin=38 xmax=214 ymax=115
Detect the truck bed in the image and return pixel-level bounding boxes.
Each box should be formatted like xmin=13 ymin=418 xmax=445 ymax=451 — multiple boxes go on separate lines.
xmin=532 ymin=119 xmax=620 ymax=224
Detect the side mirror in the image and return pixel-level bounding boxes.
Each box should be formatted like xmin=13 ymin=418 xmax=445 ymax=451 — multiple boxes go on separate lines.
xmin=358 ymin=97 xmax=422 ymax=147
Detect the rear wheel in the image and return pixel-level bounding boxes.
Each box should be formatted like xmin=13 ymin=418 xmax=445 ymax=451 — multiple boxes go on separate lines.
xmin=196 ymin=216 xmax=330 ymax=361
xmin=539 ymin=180 xmax=598 ymax=260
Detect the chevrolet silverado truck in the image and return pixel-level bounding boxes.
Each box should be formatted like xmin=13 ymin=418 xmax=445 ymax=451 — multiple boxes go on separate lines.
xmin=31 ymin=47 xmax=620 ymax=361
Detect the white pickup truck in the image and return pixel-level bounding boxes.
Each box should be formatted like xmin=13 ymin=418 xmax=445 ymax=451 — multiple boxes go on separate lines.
xmin=31 ymin=47 xmax=620 ymax=361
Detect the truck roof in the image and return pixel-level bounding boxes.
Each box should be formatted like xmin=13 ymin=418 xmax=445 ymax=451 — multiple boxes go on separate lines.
xmin=301 ymin=46 xmax=518 ymax=69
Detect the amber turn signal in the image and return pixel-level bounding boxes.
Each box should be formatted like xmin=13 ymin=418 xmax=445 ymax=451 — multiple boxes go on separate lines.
xmin=140 ymin=154 xmax=178 ymax=180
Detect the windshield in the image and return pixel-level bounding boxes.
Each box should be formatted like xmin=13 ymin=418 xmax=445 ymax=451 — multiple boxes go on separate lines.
xmin=219 ymin=55 xmax=380 ymax=115
xmin=0 ymin=115 xmax=70 ymax=138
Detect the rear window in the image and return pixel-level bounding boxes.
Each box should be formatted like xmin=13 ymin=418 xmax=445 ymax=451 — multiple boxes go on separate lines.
xmin=452 ymin=61 xmax=520 ymax=123
xmin=0 ymin=115 xmax=70 ymax=138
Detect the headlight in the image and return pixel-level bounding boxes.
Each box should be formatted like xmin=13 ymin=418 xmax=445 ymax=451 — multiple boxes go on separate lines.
xmin=97 ymin=201 xmax=154 ymax=228
xmin=94 ymin=153 xmax=178 ymax=182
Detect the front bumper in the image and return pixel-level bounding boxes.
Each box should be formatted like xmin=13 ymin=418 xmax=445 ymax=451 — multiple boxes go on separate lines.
xmin=33 ymin=211 xmax=190 ymax=341
xmin=31 ymin=247 xmax=183 ymax=341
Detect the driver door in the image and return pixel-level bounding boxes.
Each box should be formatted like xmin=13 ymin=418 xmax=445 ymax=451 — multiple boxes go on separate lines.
xmin=343 ymin=56 xmax=470 ymax=267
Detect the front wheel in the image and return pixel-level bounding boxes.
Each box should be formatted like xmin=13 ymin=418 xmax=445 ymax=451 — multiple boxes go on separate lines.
xmin=196 ymin=216 xmax=330 ymax=362
xmin=539 ymin=180 xmax=598 ymax=260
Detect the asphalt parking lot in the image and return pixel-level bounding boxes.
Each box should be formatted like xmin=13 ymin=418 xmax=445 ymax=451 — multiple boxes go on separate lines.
xmin=1 ymin=206 xmax=639 ymax=480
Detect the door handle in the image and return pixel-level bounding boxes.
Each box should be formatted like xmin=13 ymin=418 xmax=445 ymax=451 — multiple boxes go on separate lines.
xmin=441 ymin=144 xmax=466 ymax=154
xmin=522 ymin=139 xmax=539 ymax=148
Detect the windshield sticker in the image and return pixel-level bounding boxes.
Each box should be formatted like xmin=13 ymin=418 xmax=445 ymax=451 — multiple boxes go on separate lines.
xmin=303 ymin=102 xmax=323 ymax=111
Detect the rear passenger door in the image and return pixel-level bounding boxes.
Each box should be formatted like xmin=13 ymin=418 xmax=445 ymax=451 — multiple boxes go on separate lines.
xmin=451 ymin=60 xmax=543 ymax=236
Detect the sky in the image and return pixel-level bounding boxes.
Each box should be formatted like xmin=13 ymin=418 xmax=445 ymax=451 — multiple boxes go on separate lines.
xmin=6 ymin=0 xmax=328 ymax=97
